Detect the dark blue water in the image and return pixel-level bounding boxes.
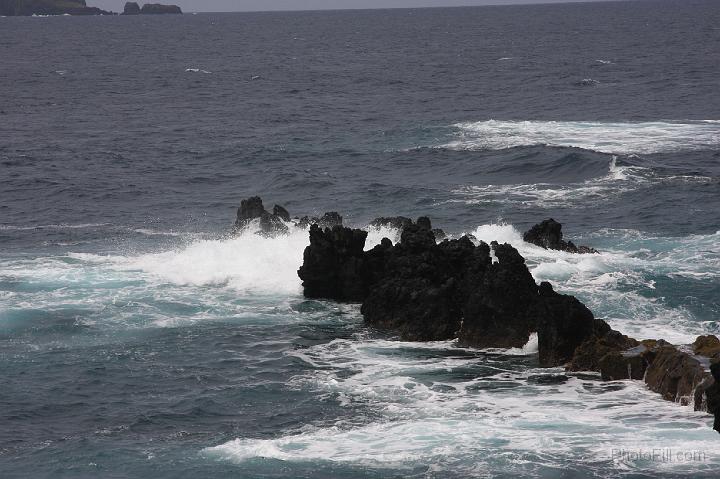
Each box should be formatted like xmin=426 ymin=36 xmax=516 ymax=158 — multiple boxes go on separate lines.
xmin=1 ymin=1 xmax=720 ymax=477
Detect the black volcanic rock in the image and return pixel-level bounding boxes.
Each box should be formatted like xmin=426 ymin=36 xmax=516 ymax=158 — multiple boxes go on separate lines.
xmin=294 ymin=209 xmax=720 ymax=432
xmin=299 ymin=218 xmax=598 ymax=365
xmin=318 ymin=212 xmax=343 ymax=228
xmin=523 ymin=219 xmax=598 ymax=254
xmin=234 ymin=196 xmax=289 ymax=236
xmin=236 ymin=196 xmax=266 ymax=229
xmin=140 ymin=3 xmax=181 ymax=14
xmin=708 ymin=362 xmax=720 ymax=432
xmin=0 ymin=0 xmax=113 ymax=15
xmin=297 ymin=224 xmax=371 ymax=302
xmin=535 ymin=281 xmax=600 ymax=366
xmin=122 ymin=2 xmax=140 ymax=14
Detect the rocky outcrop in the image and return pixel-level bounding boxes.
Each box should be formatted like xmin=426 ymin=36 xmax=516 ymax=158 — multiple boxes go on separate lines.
xmin=644 ymin=345 xmax=709 ymax=406
xmin=122 ymin=2 xmax=140 ymax=14
xmin=234 ymin=196 xmax=289 ymax=237
xmin=233 ymin=196 xmax=344 ymax=236
xmin=296 ymin=212 xmax=719 ymax=432
xmin=369 ymin=216 xmax=446 ymax=240
xmin=523 ymin=219 xmax=598 ymax=254
xmin=298 ymin=217 xmax=598 ymax=365
xmin=708 ymin=363 xmax=720 ymax=432
xmin=297 ymin=225 xmax=373 ymax=302
xmin=569 ymin=329 xmax=719 ymax=432
xmin=694 ymin=335 xmax=720 ymax=359
xmin=140 ymin=3 xmax=181 ymax=14
xmin=0 ymin=0 xmax=113 ymax=15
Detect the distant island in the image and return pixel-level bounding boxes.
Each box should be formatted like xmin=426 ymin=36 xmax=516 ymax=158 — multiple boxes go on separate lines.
xmin=0 ymin=0 xmax=112 ymax=15
xmin=122 ymin=2 xmax=182 ymax=15
xmin=0 ymin=0 xmax=182 ymax=16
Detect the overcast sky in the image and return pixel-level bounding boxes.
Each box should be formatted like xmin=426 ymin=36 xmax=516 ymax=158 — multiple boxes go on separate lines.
xmin=92 ymin=0 xmax=616 ymax=13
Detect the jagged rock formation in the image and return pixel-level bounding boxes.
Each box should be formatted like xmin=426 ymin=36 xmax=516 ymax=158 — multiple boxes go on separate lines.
xmin=523 ymin=218 xmax=598 ymax=254
xmin=370 ymin=216 xmax=446 ymax=240
xmin=234 ymin=196 xmax=289 ymax=237
xmin=0 ymin=0 xmax=112 ymax=15
xmin=233 ymin=196 xmax=343 ymax=237
xmin=296 ymin=213 xmax=719 ymax=432
xmin=298 ymin=217 xmax=599 ymax=362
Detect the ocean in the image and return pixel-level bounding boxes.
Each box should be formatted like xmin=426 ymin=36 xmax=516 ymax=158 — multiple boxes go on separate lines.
xmin=1 ymin=1 xmax=720 ymax=477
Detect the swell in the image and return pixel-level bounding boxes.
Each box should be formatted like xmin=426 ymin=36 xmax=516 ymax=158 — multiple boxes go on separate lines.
xmin=441 ymin=120 xmax=720 ymax=155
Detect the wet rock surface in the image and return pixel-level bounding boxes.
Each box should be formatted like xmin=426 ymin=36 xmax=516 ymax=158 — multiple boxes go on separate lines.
xmin=233 ymin=197 xmax=344 ymax=237
xmin=294 ymin=209 xmax=719 ymax=433
xmin=523 ymin=218 xmax=598 ymax=254
xmin=298 ymin=216 xmax=599 ymax=365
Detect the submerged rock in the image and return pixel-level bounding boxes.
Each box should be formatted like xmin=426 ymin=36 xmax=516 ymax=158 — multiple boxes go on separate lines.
xmin=523 ymin=219 xmax=598 ymax=254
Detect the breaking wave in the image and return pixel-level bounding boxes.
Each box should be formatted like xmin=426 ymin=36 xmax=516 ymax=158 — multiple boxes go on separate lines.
xmin=449 ymin=156 xmax=713 ymax=208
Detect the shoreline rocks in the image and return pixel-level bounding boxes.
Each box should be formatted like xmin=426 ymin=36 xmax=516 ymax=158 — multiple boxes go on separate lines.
xmin=292 ymin=206 xmax=718 ymax=433
xmin=572 ymin=328 xmax=720 ymax=432
xmin=298 ymin=216 xmax=600 ymax=363
xmin=233 ymin=196 xmax=343 ymax=237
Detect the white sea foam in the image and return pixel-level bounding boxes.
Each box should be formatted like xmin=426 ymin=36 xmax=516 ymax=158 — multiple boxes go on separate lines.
xmin=448 ymin=156 xmax=711 ymax=208
xmin=441 ymin=120 xmax=720 ymax=154
xmin=466 ymin=223 xmax=719 ymax=343
xmin=2 ymin=221 xmax=716 ymax=341
xmin=364 ymin=224 xmax=402 ymax=248
xmin=69 ymin=225 xmax=309 ymax=295
xmin=208 ymin=335 xmax=719 ymax=473
xmin=185 ymin=68 xmax=212 ymax=74
xmin=0 ymin=223 xmax=110 ymax=231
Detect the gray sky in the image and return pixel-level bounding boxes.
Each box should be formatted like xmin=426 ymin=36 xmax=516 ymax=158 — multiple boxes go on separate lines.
xmin=92 ymin=0 xmax=616 ymax=13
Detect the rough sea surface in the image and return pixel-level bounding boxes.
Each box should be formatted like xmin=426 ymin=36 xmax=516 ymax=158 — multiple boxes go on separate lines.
xmin=1 ymin=1 xmax=720 ymax=477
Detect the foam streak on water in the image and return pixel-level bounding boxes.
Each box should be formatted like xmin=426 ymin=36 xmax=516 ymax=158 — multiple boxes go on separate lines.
xmin=443 ymin=120 xmax=720 ymax=154
xmin=207 ymin=336 xmax=719 ymax=476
